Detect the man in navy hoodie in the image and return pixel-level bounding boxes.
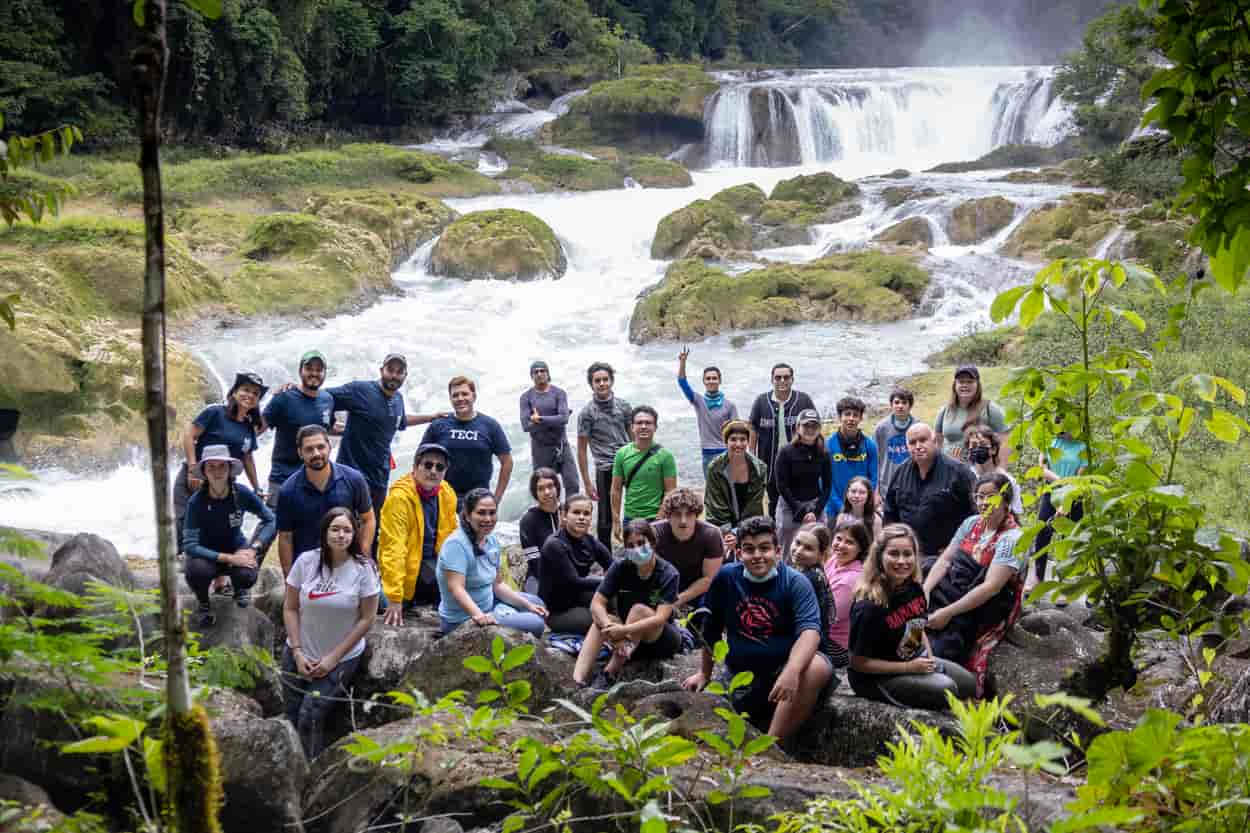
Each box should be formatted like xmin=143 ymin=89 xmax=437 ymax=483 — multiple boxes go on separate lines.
xmin=681 ymin=516 xmax=833 ymax=741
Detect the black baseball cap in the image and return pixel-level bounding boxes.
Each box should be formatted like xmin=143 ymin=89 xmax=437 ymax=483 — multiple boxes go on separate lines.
xmin=382 ymin=353 xmax=408 ymax=369
xmin=797 ymin=408 xmax=821 ymax=425
xmin=415 ymin=442 xmax=450 ymax=462
xmin=954 ymin=364 xmax=980 ymax=380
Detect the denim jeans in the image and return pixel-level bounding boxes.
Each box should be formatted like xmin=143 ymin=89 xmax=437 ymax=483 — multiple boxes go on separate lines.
xmin=281 ymin=646 xmax=363 ymax=758
xmin=440 ymin=592 xmax=547 ymax=638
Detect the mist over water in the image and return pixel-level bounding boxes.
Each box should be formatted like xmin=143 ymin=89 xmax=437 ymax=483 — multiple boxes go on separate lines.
xmin=0 ymin=67 xmax=1092 ymax=556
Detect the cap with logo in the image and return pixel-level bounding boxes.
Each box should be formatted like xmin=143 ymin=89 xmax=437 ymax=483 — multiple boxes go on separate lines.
xmin=797 ymin=408 xmax=821 ymax=425
xmin=299 ymin=350 xmax=327 ymax=369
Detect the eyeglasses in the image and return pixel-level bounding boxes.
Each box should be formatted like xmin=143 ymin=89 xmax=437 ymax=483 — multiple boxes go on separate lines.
xmin=420 ymin=461 xmax=447 ymax=472
xmin=773 ymin=374 xmax=793 ymax=381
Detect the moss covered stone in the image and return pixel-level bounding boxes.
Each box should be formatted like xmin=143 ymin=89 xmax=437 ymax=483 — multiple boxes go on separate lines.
xmin=947 ymin=196 xmax=1016 ymax=245
xmin=623 ymin=156 xmax=692 ymax=188
xmin=651 ymin=199 xmax=752 ymax=260
xmin=1123 ymin=218 xmax=1191 ymax=276
xmin=712 ymin=184 xmax=768 ymax=217
xmin=628 ymin=251 xmax=930 ymax=343
xmin=1002 ymin=194 xmax=1114 ymax=261
xmin=873 ymin=217 xmax=934 ymax=249
xmin=430 ymin=209 xmax=566 ymax=281
xmin=881 ymin=186 xmax=938 ymax=208
xmin=547 ymin=65 xmax=718 ymax=153
xmin=304 ymin=191 xmax=458 ymax=266
xmin=769 ymin=173 xmax=860 ymax=206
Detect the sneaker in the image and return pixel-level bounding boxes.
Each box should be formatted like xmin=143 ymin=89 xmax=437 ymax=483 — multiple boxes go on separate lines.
xmin=194 ymin=603 xmax=216 ymax=628
xmin=235 ymin=588 xmax=251 ymax=609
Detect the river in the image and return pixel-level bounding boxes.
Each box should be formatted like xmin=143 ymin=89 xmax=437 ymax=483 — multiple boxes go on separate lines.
xmin=0 ymin=65 xmax=1090 ymax=555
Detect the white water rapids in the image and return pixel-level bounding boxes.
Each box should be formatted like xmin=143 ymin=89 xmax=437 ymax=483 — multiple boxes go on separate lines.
xmin=0 ymin=66 xmax=1089 ymax=556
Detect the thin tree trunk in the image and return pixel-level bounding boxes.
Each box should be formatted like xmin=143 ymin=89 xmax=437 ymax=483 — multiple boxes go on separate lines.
xmin=133 ymin=2 xmax=222 ymax=830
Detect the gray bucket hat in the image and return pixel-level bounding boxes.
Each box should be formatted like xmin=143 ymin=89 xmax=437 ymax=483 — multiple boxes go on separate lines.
xmin=194 ymin=444 xmax=243 ymax=479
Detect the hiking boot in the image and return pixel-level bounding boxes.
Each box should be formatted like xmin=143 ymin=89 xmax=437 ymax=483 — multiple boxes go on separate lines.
xmin=194 ymin=603 xmax=216 ymax=628
xmin=235 ymin=588 xmax=251 ymax=609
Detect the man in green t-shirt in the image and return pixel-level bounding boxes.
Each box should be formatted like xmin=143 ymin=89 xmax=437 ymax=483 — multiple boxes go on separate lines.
xmin=610 ymin=406 xmax=678 ymax=542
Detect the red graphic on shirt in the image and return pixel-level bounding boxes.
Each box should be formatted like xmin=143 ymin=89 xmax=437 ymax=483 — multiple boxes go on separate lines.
xmin=885 ymin=595 xmax=926 ymax=629
xmin=308 ymin=590 xmax=339 ymax=599
xmin=736 ymin=596 xmax=780 ymax=644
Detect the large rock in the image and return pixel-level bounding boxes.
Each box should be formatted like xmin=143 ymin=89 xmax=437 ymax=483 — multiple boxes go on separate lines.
xmin=711 ymin=183 xmax=768 ymax=217
xmin=873 ymin=216 xmax=935 ymax=249
xmin=184 ymin=593 xmax=275 ymax=654
xmin=947 ymin=196 xmax=1016 ymax=245
xmin=209 ymin=691 xmax=308 ymax=833
xmin=881 ymin=185 xmax=938 ymax=208
xmin=624 ymin=156 xmax=693 ymax=189
xmin=324 ymin=617 xmax=440 ymax=740
xmin=430 ymin=209 xmax=567 ymax=281
xmin=303 ymin=716 xmax=524 ymax=833
xmin=787 ymin=691 xmax=959 ymax=767
xmin=409 ymin=625 xmax=574 ymax=710
xmin=0 ymin=774 xmax=67 ymax=830
xmin=1002 ymin=193 xmax=1115 ymax=261
xmin=45 ymin=533 xmax=136 ymax=593
xmin=305 ymin=192 xmax=458 ymax=267
xmin=651 ymin=199 xmax=753 ymax=260
xmin=629 ymin=252 xmax=930 ymax=344
xmin=769 ymin=172 xmax=860 ymax=207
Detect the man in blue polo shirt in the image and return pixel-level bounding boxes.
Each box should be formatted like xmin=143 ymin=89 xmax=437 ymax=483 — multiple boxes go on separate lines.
xmin=263 ymin=349 xmax=333 ymax=509
xmin=276 ymin=425 xmax=375 ymax=575
xmin=326 ymin=353 xmax=444 ymax=521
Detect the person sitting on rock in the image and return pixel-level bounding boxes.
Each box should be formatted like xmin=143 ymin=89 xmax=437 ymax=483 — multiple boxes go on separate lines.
xmin=183 ymin=444 xmax=276 ymax=628
xmin=792 ymin=523 xmax=846 ymax=667
xmin=682 ymin=516 xmax=833 ymax=741
xmin=653 ymin=488 xmax=724 ymax=613
xmin=282 ymin=506 xmax=379 ymax=758
xmin=436 ymin=488 xmax=548 ymax=637
xmin=848 ymin=523 xmax=975 ymax=710
xmin=520 ymin=467 xmax=563 ymax=595
xmin=573 ymin=520 xmax=681 ymax=689
xmin=378 ymin=443 xmax=458 ymax=627
xmin=539 ymin=494 xmax=612 ymax=635
xmin=922 ymin=472 xmax=1025 ymax=697
xmin=825 ymin=519 xmax=870 ymax=667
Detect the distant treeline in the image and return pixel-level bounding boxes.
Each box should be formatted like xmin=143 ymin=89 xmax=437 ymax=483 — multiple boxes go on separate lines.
xmin=2 ymin=0 xmax=1117 ymax=145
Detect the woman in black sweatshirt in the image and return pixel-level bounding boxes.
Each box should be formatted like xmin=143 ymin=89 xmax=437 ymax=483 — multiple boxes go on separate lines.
xmin=775 ymin=409 xmax=833 ymax=557
xmin=538 ymin=494 xmax=613 ymax=634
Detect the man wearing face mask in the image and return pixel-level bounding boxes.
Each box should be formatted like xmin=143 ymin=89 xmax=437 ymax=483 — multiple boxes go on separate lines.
xmin=378 ymin=444 xmax=459 ymax=626
xmin=682 ymin=516 xmax=833 ymax=742
xmin=572 ymin=520 xmax=682 ymax=690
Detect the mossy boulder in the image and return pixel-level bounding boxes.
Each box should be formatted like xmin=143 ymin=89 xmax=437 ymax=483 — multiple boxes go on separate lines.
xmin=1123 ymin=217 xmax=1192 ymax=276
xmin=547 ymin=64 xmax=718 ymax=154
xmin=629 ymin=251 xmax=930 ymax=343
xmin=1002 ymin=193 xmax=1115 ymax=261
xmin=651 ymin=199 xmax=753 ymax=261
xmin=881 ymin=186 xmax=938 ymax=208
xmin=712 ymin=184 xmax=768 ymax=217
xmin=623 ymin=156 xmax=692 ymax=188
xmin=947 ymin=196 xmax=1016 ymax=245
xmin=304 ymin=191 xmax=458 ymax=266
xmin=0 ymin=218 xmax=215 ymax=458
xmin=430 ymin=209 xmax=566 ymax=281
xmin=873 ymin=217 xmax=934 ymax=249
xmin=769 ymin=172 xmax=860 ymax=207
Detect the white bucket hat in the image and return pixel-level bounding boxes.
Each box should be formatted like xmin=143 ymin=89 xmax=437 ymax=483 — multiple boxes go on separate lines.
xmin=194 ymin=444 xmax=243 ymax=479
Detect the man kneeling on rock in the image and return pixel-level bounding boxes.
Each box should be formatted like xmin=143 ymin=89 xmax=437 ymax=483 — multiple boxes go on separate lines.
xmin=682 ymin=516 xmax=833 ymax=741
xmin=573 ymin=519 xmax=682 ymax=690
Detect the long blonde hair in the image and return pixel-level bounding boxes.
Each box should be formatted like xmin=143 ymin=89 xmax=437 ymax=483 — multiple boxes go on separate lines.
xmin=852 ymin=523 xmax=922 ymax=606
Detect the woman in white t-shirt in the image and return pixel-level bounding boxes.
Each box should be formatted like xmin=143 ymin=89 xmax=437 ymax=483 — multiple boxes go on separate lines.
xmin=282 ymin=506 xmax=380 ymax=758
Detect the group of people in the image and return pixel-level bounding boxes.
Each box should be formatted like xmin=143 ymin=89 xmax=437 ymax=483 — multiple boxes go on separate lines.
xmin=174 ymin=350 xmax=1087 ymax=757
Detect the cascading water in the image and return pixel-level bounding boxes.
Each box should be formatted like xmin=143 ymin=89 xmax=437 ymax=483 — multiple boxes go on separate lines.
xmin=0 ymin=67 xmax=1092 ymax=555
xmin=703 ymin=66 xmax=1073 ymax=169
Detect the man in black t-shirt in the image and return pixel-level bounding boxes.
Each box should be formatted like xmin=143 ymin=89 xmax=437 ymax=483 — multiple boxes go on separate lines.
xmin=652 ymin=488 xmax=724 ymax=609
xmin=573 ymin=521 xmax=681 ymax=689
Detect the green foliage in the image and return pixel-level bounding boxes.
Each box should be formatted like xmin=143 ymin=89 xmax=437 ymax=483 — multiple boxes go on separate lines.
xmin=773 ymin=695 xmax=1031 ymax=833
xmin=0 ymin=802 xmax=110 ymax=833
xmin=1054 ymin=5 xmax=1159 ymax=148
xmin=990 ymin=258 xmax=1250 ymax=696
xmin=1097 ymin=151 xmax=1184 ymax=203
xmin=1143 ymin=0 xmax=1250 ymax=293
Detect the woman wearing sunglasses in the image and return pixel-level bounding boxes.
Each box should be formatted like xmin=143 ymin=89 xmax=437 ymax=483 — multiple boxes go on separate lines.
xmin=378 ymin=443 xmax=459 ymax=626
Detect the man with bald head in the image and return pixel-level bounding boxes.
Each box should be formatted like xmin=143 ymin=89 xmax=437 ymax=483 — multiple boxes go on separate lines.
xmin=882 ymin=422 xmax=976 ymax=557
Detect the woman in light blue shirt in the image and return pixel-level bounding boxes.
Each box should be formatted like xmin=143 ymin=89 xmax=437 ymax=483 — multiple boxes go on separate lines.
xmin=437 ymin=488 xmax=549 ymax=636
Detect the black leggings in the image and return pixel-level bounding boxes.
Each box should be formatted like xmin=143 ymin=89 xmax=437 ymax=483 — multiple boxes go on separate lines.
xmin=1034 ymin=492 xmax=1084 ymax=580
xmin=595 ymin=468 xmax=614 ymax=549
xmin=185 ymin=557 xmax=258 ymax=605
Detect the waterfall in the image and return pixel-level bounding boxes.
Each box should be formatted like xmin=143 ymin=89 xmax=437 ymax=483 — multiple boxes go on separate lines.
xmin=703 ymin=67 xmax=1073 ymax=169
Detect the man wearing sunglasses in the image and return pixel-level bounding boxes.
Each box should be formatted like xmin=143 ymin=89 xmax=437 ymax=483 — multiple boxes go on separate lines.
xmin=379 ymin=443 xmax=459 ymax=625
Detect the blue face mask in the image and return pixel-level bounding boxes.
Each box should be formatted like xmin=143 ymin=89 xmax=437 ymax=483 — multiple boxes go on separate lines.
xmin=624 ymin=544 xmax=652 ymax=565
xmin=744 ymin=564 xmax=779 ymax=583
